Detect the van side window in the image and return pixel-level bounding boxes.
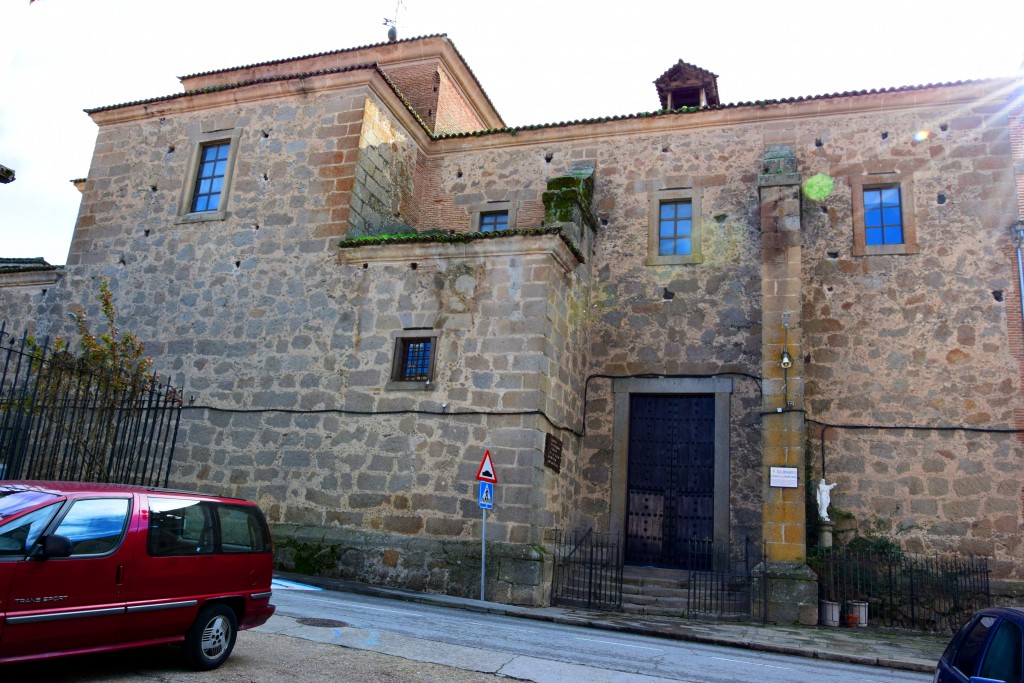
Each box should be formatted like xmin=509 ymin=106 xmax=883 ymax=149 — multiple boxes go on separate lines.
xmin=53 ymin=498 xmax=131 ymax=556
xmin=218 ymin=505 xmax=270 ymax=553
xmin=148 ymin=497 xmax=215 ymax=556
xmin=0 ymin=503 xmax=61 ymax=556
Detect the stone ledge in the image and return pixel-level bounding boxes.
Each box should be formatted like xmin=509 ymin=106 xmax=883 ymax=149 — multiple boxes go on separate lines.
xmin=337 ymin=230 xmax=583 ymax=273
xmin=271 ymin=523 xmax=551 ymax=606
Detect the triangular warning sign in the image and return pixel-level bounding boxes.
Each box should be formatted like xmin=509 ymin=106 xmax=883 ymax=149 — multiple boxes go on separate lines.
xmin=476 ymin=450 xmax=497 ymax=483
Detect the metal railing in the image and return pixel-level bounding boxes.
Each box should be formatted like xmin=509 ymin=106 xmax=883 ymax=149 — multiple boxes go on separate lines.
xmin=679 ymin=537 xmax=760 ymax=618
xmin=811 ymin=546 xmax=990 ymax=633
xmin=551 ymin=528 xmax=623 ymax=610
xmin=0 ymin=322 xmax=182 ymax=487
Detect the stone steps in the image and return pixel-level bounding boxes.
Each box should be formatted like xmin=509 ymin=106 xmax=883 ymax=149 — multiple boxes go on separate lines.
xmin=619 ymin=566 xmax=750 ymax=617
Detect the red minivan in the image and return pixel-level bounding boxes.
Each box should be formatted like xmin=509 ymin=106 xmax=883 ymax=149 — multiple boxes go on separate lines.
xmin=0 ymin=481 xmax=275 ymax=670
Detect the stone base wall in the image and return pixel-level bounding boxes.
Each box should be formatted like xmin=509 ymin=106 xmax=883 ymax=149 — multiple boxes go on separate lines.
xmin=272 ymin=523 xmax=551 ymax=606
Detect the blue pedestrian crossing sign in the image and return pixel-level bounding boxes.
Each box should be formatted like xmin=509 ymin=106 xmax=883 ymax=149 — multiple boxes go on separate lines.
xmin=478 ymin=481 xmax=494 ymax=509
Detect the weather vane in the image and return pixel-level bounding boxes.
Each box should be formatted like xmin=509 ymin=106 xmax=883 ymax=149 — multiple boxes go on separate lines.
xmin=383 ymin=0 xmax=405 ymax=42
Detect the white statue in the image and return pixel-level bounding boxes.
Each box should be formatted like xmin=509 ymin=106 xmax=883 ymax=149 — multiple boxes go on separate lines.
xmin=816 ymin=478 xmax=838 ymax=522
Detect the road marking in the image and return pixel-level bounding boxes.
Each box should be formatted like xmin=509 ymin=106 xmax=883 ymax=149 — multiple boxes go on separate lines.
xmin=574 ymin=637 xmax=662 ymax=651
xmin=271 ymin=578 xmax=323 ymax=591
xmin=337 ymin=603 xmax=420 ymax=617
xmin=707 ymin=655 xmax=797 ymax=671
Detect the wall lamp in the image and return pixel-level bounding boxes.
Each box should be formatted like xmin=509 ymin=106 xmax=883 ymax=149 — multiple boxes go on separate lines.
xmin=780 ymin=349 xmax=793 ymax=369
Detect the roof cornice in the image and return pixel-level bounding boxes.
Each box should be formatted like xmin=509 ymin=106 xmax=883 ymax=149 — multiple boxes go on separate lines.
xmin=428 ymin=78 xmax=1017 ymax=151
xmin=85 ymin=64 xmax=435 ymax=148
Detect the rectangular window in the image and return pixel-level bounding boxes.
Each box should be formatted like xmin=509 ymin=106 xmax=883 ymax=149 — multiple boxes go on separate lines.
xmin=647 ymin=186 xmax=702 ymax=265
xmin=396 ymin=338 xmax=433 ymax=381
xmin=387 ymin=329 xmax=440 ymax=390
xmin=177 ymin=128 xmax=240 ymax=223
xmin=863 ymin=186 xmax=903 ymax=246
xmin=479 ymin=211 xmax=509 ymax=232
xmin=190 ymin=142 xmax=230 ymax=213
xmin=851 ymin=175 xmax=917 ymax=256
xmin=658 ymin=200 xmax=693 ymax=255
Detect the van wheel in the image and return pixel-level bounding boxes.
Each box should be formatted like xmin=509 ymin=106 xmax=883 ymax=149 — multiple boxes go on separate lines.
xmin=184 ymin=604 xmax=238 ymax=670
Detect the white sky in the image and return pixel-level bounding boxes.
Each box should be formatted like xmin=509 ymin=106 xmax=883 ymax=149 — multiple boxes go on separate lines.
xmin=1 ymin=0 xmax=1022 ymax=265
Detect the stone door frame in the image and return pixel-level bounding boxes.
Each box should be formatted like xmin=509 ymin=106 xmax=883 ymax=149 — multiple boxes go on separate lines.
xmin=609 ymin=377 xmax=733 ymax=548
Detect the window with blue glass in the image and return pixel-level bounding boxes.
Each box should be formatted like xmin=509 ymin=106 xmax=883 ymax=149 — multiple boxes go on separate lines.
xmin=863 ymin=186 xmax=903 ymax=246
xmin=479 ymin=211 xmax=508 ymax=232
xmin=396 ymin=338 xmax=433 ymax=381
xmin=659 ymin=200 xmax=693 ymax=255
xmin=190 ymin=142 xmax=230 ymax=213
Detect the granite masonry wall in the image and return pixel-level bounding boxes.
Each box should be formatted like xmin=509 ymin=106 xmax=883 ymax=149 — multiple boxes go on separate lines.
xmin=1 ymin=52 xmax=1022 ymax=602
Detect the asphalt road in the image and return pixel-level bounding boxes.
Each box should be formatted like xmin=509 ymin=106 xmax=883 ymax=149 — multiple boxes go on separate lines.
xmin=1 ymin=583 xmax=934 ymax=683
xmin=264 ymin=583 xmax=932 ymax=683
xmin=0 ymin=630 xmax=505 ymax=682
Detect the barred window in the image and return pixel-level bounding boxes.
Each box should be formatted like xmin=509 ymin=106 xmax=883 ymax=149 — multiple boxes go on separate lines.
xmin=395 ymin=338 xmax=433 ymax=382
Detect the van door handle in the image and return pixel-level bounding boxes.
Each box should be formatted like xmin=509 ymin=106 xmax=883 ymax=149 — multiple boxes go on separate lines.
xmin=116 ymin=564 xmax=125 ymax=585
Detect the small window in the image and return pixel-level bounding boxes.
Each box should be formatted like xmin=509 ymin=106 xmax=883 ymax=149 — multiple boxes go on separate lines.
xmin=177 ymin=128 xmax=241 ymax=223
xmin=851 ymin=175 xmax=917 ymax=256
xmin=479 ymin=211 xmax=509 ymax=232
xmin=658 ymin=200 xmax=693 ymax=255
xmin=190 ymin=143 xmax=230 ymax=213
xmin=396 ymin=338 xmax=433 ymax=381
xmin=388 ymin=330 xmax=440 ymax=390
xmin=863 ymin=186 xmax=903 ymax=246
xmin=648 ymin=186 xmax=702 ymax=265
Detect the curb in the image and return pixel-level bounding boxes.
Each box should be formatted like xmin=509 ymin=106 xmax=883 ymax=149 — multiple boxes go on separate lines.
xmin=273 ymin=572 xmax=938 ymax=673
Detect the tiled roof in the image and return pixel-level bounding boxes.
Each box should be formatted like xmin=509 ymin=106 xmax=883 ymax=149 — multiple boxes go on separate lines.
xmin=433 ymin=78 xmax=998 ymax=140
xmin=177 ymin=34 xmax=501 ymax=125
xmin=0 ymin=257 xmax=60 ymax=274
xmin=85 ymin=63 xmax=384 ymax=114
xmin=655 ymin=59 xmax=720 ymax=83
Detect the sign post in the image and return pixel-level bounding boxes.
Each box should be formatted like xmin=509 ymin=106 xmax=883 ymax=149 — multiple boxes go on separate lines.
xmin=476 ymin=450 xmax=497 ymax=601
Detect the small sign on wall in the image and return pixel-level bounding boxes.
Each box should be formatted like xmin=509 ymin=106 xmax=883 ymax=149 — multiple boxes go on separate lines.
xmin=544 ymin=433 xmax=562 ymax=473
xmin=769 ymin=466 xmax=799 ymax=488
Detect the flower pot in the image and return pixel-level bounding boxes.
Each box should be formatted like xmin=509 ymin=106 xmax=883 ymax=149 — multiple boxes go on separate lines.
xmin=847 ymin=600 xmax=868 ymax=627
xmin=819 ymin=600 xmax=840 ymax=627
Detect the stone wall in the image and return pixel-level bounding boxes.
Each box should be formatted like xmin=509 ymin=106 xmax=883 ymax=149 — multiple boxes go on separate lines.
xmin=2 ymin=46 xmax=1021 ymax=600
xmin=797 ymin=102 xmax=1021 ymax=577
xmin=348 ymin=98 xmax=419 ymax=236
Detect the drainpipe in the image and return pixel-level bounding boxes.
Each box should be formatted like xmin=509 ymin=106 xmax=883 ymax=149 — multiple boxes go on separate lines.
xmin=1015 ymin=222 xmax=1024 ymax=333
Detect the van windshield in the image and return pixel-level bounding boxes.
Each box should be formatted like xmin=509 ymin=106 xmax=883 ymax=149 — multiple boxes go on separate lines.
xmin=0 ymin=490 xmax=62 ymax=520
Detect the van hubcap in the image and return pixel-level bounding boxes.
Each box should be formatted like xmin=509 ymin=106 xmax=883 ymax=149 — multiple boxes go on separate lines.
xmin=201 ymin=616 xmax=229 ymax=657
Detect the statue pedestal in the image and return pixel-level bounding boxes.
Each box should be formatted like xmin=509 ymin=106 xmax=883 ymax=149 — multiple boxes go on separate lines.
xmin=818 ymin=521 xmax=834 ymax=548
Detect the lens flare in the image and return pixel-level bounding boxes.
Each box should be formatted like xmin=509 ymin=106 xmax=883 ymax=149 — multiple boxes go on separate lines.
xmin=913 ymin=130 xmax=931 ymax=142
xmin=802 ymin=173 xmax=834 ymax=201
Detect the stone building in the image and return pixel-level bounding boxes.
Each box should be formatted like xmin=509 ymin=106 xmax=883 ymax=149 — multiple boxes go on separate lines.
xmin=2 ymin=34 xmax=1023 ymax=618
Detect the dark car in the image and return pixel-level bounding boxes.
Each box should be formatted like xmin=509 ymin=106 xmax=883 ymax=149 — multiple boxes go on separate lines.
xmin=0 ymin=481 xmax=275 ymax=670
xmin=934 ymin=607 xmax=1023 ymax=683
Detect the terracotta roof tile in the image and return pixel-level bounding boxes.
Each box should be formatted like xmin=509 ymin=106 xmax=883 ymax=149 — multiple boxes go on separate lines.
xmin=176 ymin=34 xmax=501 ymax=126
xmin=434 ymin=78 xmax=998 ymax=140
xmin=0 ymin=257 xmax=59 ymax=274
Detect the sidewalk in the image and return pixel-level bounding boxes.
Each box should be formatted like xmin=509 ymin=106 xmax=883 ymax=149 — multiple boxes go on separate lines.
xmin=274 ymin=572 xmax=947 ymax=673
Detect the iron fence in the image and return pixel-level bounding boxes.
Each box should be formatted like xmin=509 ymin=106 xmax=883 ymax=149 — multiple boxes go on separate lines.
xmin=0 ymin=322 xmax=182 ymax=486
xmin=811 ymin=546 xmax=990 ymax=633
xmin=679 ymin=537 xmax=760 ymax=618
xmin=551 ymin=528 xmax=623 ymax=610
